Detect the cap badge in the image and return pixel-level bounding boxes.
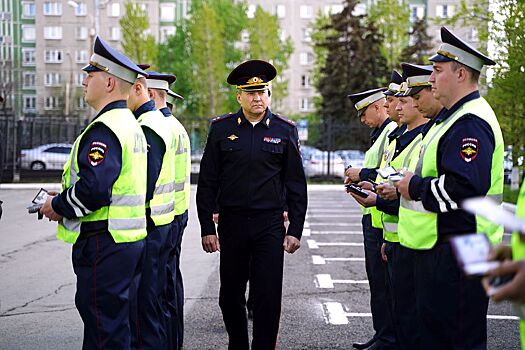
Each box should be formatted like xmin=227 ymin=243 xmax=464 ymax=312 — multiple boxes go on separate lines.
xmin=227 ymin=134 xmax=239 ymax=141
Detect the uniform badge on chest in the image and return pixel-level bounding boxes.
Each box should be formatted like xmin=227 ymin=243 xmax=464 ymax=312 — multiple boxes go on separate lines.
xmin=227 ymin=134 xmax=238 ymax=141
xmin=263 ymin=136 xmax=281 ymax=144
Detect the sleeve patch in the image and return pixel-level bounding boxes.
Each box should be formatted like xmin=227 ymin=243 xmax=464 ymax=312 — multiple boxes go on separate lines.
xmin=88 ymin=141 xmax=107 ymax=166
xmin=460 ymin=138 xmax=478 ymax=163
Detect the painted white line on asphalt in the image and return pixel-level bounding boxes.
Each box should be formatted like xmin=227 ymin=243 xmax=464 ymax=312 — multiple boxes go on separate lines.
xmin=487 ymin=315 xmax=520 ymax=320
xmin=311 ymin=231 xmax=362 ymax=235
xmin=324 ymin=302 xmax=349 ymax=325
xmin=312 ymin=255 xmax=365 ymax=265
xmin=309 ymin=223 xmax=362 ymax=227
xmin=304 ymin=221 xmax=310 ymax=228
xmin=315 ymin=274 xmax=368 ymax=288
xmin=307 ymin=240 xmax=364 ymax=249
xmin=307 ymin=214 xmax=363 ymax=218
xmin=307 ymin=209 xmax=361 ymax=213
xmin=302 ymin=228 xmax=311 ymax=237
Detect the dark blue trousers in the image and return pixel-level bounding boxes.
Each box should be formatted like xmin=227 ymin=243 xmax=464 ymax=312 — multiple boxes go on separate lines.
xmin=415 ymin=242 xmax=489 ymax=350
xmin=131 ymin=223 xmax=171 ymax=350
xmin=384 ymin=242 xmax=418 ymax=350
xmin=166 ymin=211 xmax=188 ymax=350
xmin=72 ymin=232 xmax=144 ymax=350
xmin=218 ymin=209 xmax=285 ymax=350
xmin=362 ymin=214 xmax=396 ymax=346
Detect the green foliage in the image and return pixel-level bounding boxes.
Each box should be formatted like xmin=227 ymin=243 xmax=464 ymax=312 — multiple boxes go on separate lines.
xmin=367 ymin=0 xmax=411 ymax=71
xmin=246 ymin=6 xmax=293 ymax=111
xmin=120 ymin=2 xmax=158 ymax=67
xmin=314 ymin=0 xmax=388 ymax=150
xmin=398 ymin=19 xmax=433 ymax=64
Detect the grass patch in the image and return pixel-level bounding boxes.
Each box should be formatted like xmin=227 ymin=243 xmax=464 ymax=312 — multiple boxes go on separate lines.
xmin=503 ymin=184 xmax=520 ymax=204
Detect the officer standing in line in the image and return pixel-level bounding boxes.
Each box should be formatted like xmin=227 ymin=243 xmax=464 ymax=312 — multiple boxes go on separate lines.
xmin=166 ymin=89 xmax=184 ymax=114
xmin=40 ymin=36 xmax=148 ymax=349
xmin=127 ymin=68 xmax=177 ymax=349
xmin=384 ymin=70 xmax=406 ymax=143
xmin=395 ymin=27 xmax=504 ymax=349
xmin=346 ymin=88 xmax=397 ymax=350
xmin=196 ymin=59 xmax=307 ymax=350
xmin=147 ymin=73 xmax=191 ymax=350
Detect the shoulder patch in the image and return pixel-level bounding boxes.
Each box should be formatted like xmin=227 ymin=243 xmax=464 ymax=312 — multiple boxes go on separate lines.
xmin=88 ymin=141 xmax=107 ymax=166
xmin=211 ymin=112 xmax=234 ymax=124
xmin=273 ymin=113 xmax=296 ymax=126
xmin=460 ymin=137 xmax=479 ymax=163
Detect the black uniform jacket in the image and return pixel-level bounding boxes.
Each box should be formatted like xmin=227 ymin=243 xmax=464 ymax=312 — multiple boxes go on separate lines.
xmin=196 ymin=108 xmax=307 ymax=239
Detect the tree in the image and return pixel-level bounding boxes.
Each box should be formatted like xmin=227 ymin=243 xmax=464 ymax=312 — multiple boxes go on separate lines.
xmin=119 ymin=2 xmax=158 ymax=66
xmin=398 ymin=19 xmax=433 ymax=64
xmin=246 ymin=6 xmax=293 ymax=111
xmin=314 ymin=0 xmax=388 ymax=150
xmin=367 ymin=0 xmax=411 ymax=71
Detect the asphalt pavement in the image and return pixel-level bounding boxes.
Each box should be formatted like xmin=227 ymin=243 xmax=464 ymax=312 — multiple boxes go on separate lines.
xmin=0 ymin=185 xmax=521 ymax=349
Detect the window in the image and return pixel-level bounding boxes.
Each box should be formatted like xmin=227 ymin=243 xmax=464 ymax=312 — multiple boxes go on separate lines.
xmin=44 ymin=26 xmax=63 ymax=40
xmin=107 ymin=3 xmax=120 ymax=17
xmin=43 ymin=2 xmax=62 ymax=16
xmin=160 ymin=3 xmax=175 ymax=22
xmin=436 ymin=4 xmax=454 ymax=18
xmin=276 ymin=4 xmax=286 ymax=18
xmin=300 ymin=98 xmax=311 ymax=112
xmin=45 ymin=96 xmax=63 ymax=109
xmin=22 ymin=48 xmax=36 ymax=66
xmin=22 ymin=25 xmax=36 ymax=42
xmin=301 ymin=75 xmax=311 ymax=89
xmin=303 ymin=27 xmax=312 ymax=42
xmin=77 ymin=97 xmax=87 ymax=109
xmin=160 ymin=26 xmax=176 ymax=43
xmin=139 ymin=4 xmax=148 ymax=13
xmin=22 ymin=2 xmax=36 ymax=18
xmin=75 ymin=50 xmax=88 ymax=63
xmin=279 ymin=29 xmax=286 ymax=42
xmin=110 ymin=27 xmax=121 ymax=41
xmin=410 ymin=5 xmax=425 ymax=21
xmin=45 ymin=50 xmax=63 ymax=63
xmin=75 ymin=2 xmax=87 ymax=16
xmin=324 ymin=4 xmax=344 ymax=16
xmin=247 ymin=4 xmax=256 ymax=18
xmin=75 ymin=26 xmax=88 ymax=40
xmin=467 ymin=28 xmax=479 ymax=42
xmin=45 ymin=72 xmax=62 ymax=86
xmin=23 ymin=72 xmax=36 ymax=89
xmin=75 ymin=73 xmax=85 ymax=86
xmin=23 ymin=95 xmax=37 ymax=112
xmin=300 ymin=5 xmax=313 ymax=19
xmin=299 ymin=52 xmax=314 ymax=65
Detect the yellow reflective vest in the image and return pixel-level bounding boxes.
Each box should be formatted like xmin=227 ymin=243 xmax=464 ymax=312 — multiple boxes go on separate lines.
xmin=166 ymin=114 xmax=191 ymax=215
xmin=57 ymin=108 xmax=148 ymax=244
xmin=513 ymin=181 xmax=525 ymax=349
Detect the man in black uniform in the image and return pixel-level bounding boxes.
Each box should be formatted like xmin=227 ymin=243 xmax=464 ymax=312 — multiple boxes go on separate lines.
xmin=196 ymin=59 xmax=307 ymax=350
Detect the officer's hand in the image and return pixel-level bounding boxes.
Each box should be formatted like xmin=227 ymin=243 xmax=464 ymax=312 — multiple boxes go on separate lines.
xmin=381 ymin=243 xmax=388 ymax=262
xmin=358 ymin=181 xmax=373 ymax=191
xmin=283 ymin=235 xmax=300 ymax=254
xmin=40 ymin=195 xmax=63 ymax=222
xmin=350 ymin=190 xmax=376 ymax=207
xmin=393 ymin=171 xmax=414 ymax=199
xmin=345 ymin=167 xmax=361 ymax=183
xmin=202 ymin=234 xmax=220 ymax=253
xmin=483 ymin=260 xmax=525 ymax=303
xmin=283 ymin=211 xmax=289 ymax=222
xmin=212 ymin=213 xmax=219 ymax=224
xmin=488 ymin=244 xmax=513 ymax=261
xmin=376 ymin=183 xmax=398 ymax=200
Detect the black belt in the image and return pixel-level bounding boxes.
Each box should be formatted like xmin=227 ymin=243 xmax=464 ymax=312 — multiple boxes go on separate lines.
xmin=77 ymin=229 xmax=108 ymax=241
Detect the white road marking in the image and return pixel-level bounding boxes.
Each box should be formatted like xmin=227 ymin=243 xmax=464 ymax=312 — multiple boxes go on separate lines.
xmin=307 ymin=240 xmax=363 ymax=249
xmin=312 ymin=255 xmax=365 ymax=264
xmin=302 ymin=228 xmax=311 ymax=237
xmin=309 ymin=223 xmax=362 ymax=227
xmin=315 ymin=274 xmax=368 ymax=288
xmin=307 ymin=214 xmax=363 ymax=218
xmin=310 ymin=231 xmax=362 ymax=235
xmin=487 ymin=315 xmax=520 ymax=320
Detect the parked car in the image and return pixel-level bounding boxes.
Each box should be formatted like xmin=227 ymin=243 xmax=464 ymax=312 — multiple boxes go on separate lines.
xmin=301 ymin=146 xmax=345 ymax=178
xmin=334 ymin=149 xmax=365 ymax=168
xmin=20 ymin=143 xmax=73 ymax=170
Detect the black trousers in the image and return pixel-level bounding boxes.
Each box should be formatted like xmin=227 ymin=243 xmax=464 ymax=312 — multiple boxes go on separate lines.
xmin=384 ymin=242 xmax=418 ymax=350
xmin=218 ymin=209 xmax=286 ymax=350
xmin=362 ymin=214 xmax=396 ymax=346
xmin=414 ymin=242 xmax=488 ymax=350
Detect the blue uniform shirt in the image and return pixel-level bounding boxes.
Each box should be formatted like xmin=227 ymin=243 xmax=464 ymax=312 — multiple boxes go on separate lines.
xmin=52 ymin=100 xmax=125 ymax=235
xmin=408 ymin=91 xmax=496 ymax=236
xmin=196 ymin=108 xmax=307 ymax=239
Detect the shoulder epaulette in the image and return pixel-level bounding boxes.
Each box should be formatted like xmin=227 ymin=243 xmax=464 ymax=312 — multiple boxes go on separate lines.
xmin=211 ymin=112 xmax=234 ymax=124
xmin=273 ymin=113 xmax=296 ymax=126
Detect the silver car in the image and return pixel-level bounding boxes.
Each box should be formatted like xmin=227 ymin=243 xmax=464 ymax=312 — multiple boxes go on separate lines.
xmin=20 ymin=143 xmax=73 ymax=170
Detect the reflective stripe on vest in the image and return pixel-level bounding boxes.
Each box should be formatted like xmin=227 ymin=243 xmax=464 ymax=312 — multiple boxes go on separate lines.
xmin=56 ymin=108 xmax=148 ymax=244
xmin=363 ymin=120 xmax=397 ymax=216
xmin=168 ymin=115 xmax=191 ymax=215
xmin=139 ymin=110 xmax=177 ymax=226
xmin=398 ymin=97 xmax=504 ymax=249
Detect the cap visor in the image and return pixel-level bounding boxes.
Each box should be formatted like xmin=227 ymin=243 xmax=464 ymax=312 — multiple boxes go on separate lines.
xmin=404 ymin=86 xmax=426 ymax=96
xmin=384 ymin=90 xmax=395 ymax=96
xmin=429 ymin=53 xmax=453 ymax=63
xmin=82 ymin=64 xmax=102 ymax=73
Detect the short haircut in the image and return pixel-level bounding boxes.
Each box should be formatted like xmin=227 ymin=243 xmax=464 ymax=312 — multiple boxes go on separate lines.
xmin=450 ymin=61 xmax=480 ymax=83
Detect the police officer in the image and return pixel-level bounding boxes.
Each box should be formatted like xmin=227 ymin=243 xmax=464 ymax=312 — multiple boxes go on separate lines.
xmin=395 ymin=27 xmax=504 ymax=349
xmin=127 ymin=67 xmax=177 ymax=349
xmin=384 ymin=70 xmax=406 ymax=142
xmin=196 ymin=59 xmax=307 ymax=350
xmin=346 ymin=88 xmax=397 ymax=350
xmin=40 ymin=36 xmax=148 ymax=349
xmin=166 ymin=89 xmax=184 ymax=114
xmin=147 ymin=73 xmax=191 ymax=350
